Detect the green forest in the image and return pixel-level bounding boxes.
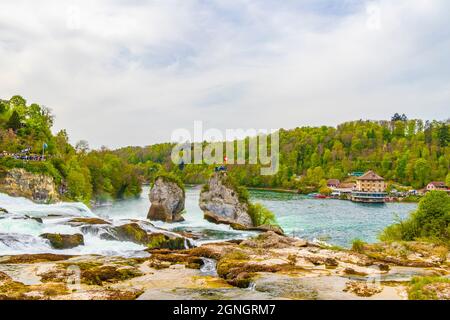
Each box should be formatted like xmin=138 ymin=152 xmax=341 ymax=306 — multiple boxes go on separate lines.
xmin=0 ymin=96 xmax=142 ymax=204
xmin=116 ymin=115 xmax=450 ymax=192
xmin=1 ymin=95 xmax=449 ymax=204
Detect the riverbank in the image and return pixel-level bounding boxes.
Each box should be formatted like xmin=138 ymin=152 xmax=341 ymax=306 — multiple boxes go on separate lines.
xmin=248 ymin=187 xmax=300 ymax=194
xmin=1 ymin=231 xmax=449 ymax=300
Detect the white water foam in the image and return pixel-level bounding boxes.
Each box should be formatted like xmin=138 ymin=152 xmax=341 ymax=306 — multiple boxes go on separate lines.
xmin=0 ymin=193 xmax=94 ymax=218
xmin=0 ymin=192 xmax=146 ymax=257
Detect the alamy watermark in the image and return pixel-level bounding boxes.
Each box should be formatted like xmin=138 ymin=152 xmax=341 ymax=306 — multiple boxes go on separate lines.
xmin=170 ymin=121 xmax=279 ymax=175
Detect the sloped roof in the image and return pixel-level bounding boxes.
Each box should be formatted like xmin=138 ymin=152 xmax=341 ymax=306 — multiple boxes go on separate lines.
xmin=428 ymin=181 xmax=447 ymax=187
xmin=356 ymin=170 xmax=384 ymax=181
xmin=338 ymin=182 xmax=356 ymax=189
xmin=327 ymin=179 xmax=340 ymax=185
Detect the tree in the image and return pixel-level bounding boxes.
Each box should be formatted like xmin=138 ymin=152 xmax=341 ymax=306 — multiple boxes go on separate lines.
xmin=380 ymin=191 xmax=450 ymax=242
xmin=248 ymin=203 xmax=277 ymax=226
xmin=391 ymin=113 xmax=407 ymax=122
xmin=0 ymin=101 xmax=7 ymax=114
xmin=6 ymin=110 xmax=22 ymax=131
xmin=414 ymin=159 xmax=431 ymax=188
xmin=438 ymin=124 xmax=449 ymax=147
xmin=75 ymin=140 xmax=90 ymax=154
xmin=9 ymin=95 xmax=26 ymax=108
xmin=55 ymin=130 xmax=75 ymax=156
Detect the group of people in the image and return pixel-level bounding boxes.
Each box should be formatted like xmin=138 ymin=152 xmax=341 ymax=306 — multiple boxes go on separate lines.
xmin=214 ymin=165 xmax=227 ymax=172
xmin=0 ymin=152 xmax=46 ymax=161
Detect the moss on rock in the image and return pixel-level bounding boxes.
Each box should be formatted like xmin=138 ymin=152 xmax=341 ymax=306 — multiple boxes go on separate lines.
xmin=40 ymin=233 xmax=84 ymax=249
xmin=68 ymin=218 xmax=111 ymax=226
xmin=80 ymin=265 xmax=142 ymax=286
xmin=104 ymin=223 xmax=188 ymax=250
xmin=0 ymin=253 xmax=74 ymax=264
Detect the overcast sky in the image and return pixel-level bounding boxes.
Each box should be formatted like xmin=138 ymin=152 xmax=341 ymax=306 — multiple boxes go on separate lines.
xmin=0 ymin=0 xmax=449 ymax=148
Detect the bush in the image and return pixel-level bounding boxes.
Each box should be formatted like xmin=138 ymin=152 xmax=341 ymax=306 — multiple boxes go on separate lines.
xmin=153 ymin=171 xmax=185 ymax=195
xmin=408 ymin=276 xmax=450 ymax=300
xmin=351 ymin=238 xmax=366 ymax=253
xmin=0 ymin=157 xmax=62 ymax=183
xmin=379 ymin=191 xmax=450 ymax=243
xmin=319 ymin=186 xmax=332 ymax=196
xmin=248 ymin=203 xmax=277 ymax=227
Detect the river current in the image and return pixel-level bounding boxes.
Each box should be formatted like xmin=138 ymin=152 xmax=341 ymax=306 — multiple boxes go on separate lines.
xmin=0 ymin=186 xmax=417 ymax=256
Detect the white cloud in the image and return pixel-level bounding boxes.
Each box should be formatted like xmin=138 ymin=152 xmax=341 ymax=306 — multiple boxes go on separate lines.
xmin=0 ymin=0 xmax=448 ymax=148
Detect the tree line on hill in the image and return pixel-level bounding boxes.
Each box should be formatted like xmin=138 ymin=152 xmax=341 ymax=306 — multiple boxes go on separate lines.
xmin=115 ymin=116 xmax=450 ymax=192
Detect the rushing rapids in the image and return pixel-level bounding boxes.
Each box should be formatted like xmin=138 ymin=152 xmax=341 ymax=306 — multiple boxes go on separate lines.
xmin=0 ymin=186 xmax=418 ymax=257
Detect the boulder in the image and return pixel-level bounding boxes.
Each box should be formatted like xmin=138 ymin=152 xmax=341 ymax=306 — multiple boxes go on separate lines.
xmin=199 ymin=172 xmax=253 ymax=228
xmin=147 ymin=176 xmax=185 ymax=222
xmin=100 ymin=223 xmax=191 ymax=250
xmin=240 ymin=231 xmax=295 ymax=249
xmin=40 ymin=233 xmax=84 ymax=249
xmin=101 ymin=223 xmax=148 ymax=244
xmin=343 ymin=281 xmax=382 ymax=297
xmin=0 ymin=208 xmax=8 ymax=214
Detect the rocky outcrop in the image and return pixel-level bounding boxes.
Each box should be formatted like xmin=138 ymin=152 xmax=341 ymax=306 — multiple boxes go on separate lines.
xmin=356 ymin=241 xmax=449 ymax=268
xmin=231 ymin=223 xmax=285 ymax=235
xmin=343 ymin=281 xmax=383 ymax=297
xmin=0 ymin=168 xmax=59 ymax=203
xmin=199 ymin=172 xmax=253 ymax=228
xmin=67 ymin=218 xmax=111 ymax=227
xmin=99 ymin=223 xmax=191 ymax=250
xmin=40 ymin=233 xmax=84 ymax=249
xmin=147 ymin=176 xmax=185 ymax=222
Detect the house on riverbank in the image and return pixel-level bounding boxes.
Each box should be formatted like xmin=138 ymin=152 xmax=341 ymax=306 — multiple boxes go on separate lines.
xmin=330 ymin=182 xmax=355 ymax=198
xmin=426 ymin=181 xmax=449 ymax=193
xmin=351 ymin=171 xmax=387 ymax=203
xmin=327 ymin=179 xmax=340 ymax=188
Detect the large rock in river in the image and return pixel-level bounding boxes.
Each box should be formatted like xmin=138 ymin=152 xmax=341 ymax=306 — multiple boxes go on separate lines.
xmin=147 ymin=176 xmax=185 ymax=222
xmin=199 ymin=172 xmax=253 ymax=228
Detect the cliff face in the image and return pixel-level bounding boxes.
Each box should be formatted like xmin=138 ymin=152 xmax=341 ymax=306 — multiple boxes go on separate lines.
xmin=199 ymin=172 xmax=253 ymax=228
xmin=0 ymin=168 xmax=59 ymax=203
xmin=147 ymin=176 xmax=185 ymax=222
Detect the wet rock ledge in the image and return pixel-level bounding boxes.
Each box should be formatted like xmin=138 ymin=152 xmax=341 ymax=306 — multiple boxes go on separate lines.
xmin=1 ymin=231 xmax=449 ymax=300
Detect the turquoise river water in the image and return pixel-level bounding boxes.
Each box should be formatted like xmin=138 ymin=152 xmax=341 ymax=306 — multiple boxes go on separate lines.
xmin=0 ymin=186 xmax=417 ymax=256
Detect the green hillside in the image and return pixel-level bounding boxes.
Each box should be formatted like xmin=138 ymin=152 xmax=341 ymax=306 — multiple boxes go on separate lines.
xmin=0 ymin=96 xmax=141 ymax=204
